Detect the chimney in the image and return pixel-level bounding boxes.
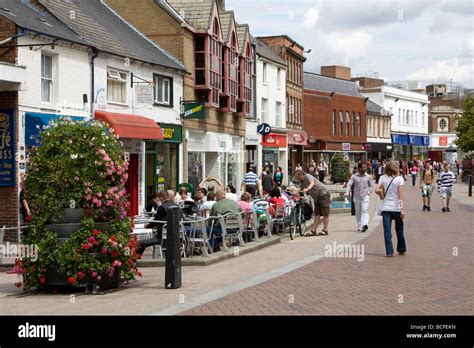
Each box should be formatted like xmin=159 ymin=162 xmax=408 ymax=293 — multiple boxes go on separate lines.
xmin=320 ymin=65 xmax=351 ymax=80
xmin=351 ymin=77 xmax=384 ymax=88
xmin=216 ymin=0 xmax=225 ymax=11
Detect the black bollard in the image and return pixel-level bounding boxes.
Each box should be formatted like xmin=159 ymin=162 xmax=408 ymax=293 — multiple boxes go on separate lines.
xmin=165 ymin=206 xmax=182 ymax=289
xmin=469 ymin=175 xmax=472 ymax=197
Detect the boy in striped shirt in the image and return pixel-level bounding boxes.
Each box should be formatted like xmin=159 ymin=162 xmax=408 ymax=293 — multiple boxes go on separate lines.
xmin=437 ymin=163 xmax=456 ymax=212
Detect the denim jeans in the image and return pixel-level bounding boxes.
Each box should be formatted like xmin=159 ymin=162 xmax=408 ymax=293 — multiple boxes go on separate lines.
xmin=411 ymin=173 xmax=417 ymax=186
xmin=381 ymin=211 xmax=406 ymax=255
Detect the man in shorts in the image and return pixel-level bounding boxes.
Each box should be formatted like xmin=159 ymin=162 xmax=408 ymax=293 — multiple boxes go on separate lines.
xmin=420 ymin=162 xmax=435 ymax=211
xmin=294 ymin=170 xmax=330 ymax=236
xmin=437 ymin=162 xmax=456 ymax=212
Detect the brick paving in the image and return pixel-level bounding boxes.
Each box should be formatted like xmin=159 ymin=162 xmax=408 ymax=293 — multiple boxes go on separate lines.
xmin=182 ymin=183 xmax=474 ymax=315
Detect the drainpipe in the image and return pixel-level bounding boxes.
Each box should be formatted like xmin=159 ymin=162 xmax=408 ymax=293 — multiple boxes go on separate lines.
xmin=90 ymin=48 xmax=99 ymax=118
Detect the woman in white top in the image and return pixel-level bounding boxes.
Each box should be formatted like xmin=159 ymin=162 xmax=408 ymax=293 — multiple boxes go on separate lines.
xmin=376 ymin=161 xmax=406 ymax=257
xmin=225 ymin=183 xmax=239 ymax=201
xmin=175 ymin=187 xmax=194 ymax=204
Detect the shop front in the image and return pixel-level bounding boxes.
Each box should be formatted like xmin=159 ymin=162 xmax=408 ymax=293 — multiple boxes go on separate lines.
xmin=245 ymin=120 xmax=260 ymax=173
xmin=145 ymin=123 xmax=182 ymax=202
xmin=187 ymin=129 xmax=244 ymax=194
xmin=262 ymin=133 xmax=288 ymax=184
xmin=95 ymin=111 xmax=163 ymax=217
xmin=428 ymin=134 xmax=458 ymax=164
xmin=364 ymin=142 xmax=393 ymax=161
xmin=392 ymin=133 xmax=430 ymax=161
xmin=287 ymin=130 xmax=307 ymax=175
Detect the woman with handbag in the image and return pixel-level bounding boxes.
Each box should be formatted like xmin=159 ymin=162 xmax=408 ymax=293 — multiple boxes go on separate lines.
xmin=375 ymin=161 xmax=406 ymax=257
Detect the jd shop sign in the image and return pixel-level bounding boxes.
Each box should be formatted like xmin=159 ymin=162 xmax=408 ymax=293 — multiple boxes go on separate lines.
xmin=0 ymin=110 xmax=15 ymax=187
xmin=181 ymin=102 xmax=205 ymax=120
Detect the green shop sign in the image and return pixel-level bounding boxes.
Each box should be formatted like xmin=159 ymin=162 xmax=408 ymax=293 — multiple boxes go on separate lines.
xmin=159 ymin=124 xmax=182 ymax=143
xmin=180 ymin=102 xmax=205 ymax=120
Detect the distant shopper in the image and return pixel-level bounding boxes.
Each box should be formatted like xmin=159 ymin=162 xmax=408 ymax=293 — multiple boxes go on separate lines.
xmin=317 ymin=161 xmax=327 ymax=183
xmin=420 ymin=162 xmax=436 ymax=211
xmin=345 ymin=163 xmax=373 ymax=232
xmin=19 ymin=180 xmax=31 ymax=224
xmin=241 ymin=167 xmax=260 ymax=197
xmin=261 ymin=168 xmax=274 ymax=194
xmin=274 ymin=166 xmax=284 ymax=187
xmin=437 ymin=163 xmax=456 ymax=212
xmin=410 ymin=162 xmax=419 ymax=187
xmin=376 ymin=161 xmax=406 ymax=257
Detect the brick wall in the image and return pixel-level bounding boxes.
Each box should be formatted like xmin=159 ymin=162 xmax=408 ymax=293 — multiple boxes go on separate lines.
xmin=0 ymin=92 xmax=19 ymax=240
xmin=0 ymin=17 xmax=18 ymax=64
xmin=304 ymin=89 xmax=367 ymax=150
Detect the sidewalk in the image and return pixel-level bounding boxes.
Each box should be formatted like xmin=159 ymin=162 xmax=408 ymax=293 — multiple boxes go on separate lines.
xmin=0 ymin=190 xmax=380 ymax=315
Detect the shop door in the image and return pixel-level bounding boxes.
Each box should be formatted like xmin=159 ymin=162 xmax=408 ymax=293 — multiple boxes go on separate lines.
xmin=126 ymin=154 xmax=139 ymax=218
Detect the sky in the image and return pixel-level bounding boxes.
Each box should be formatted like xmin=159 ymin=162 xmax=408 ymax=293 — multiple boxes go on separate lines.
xmin=227 ymin=0 xmax=474 ymax=88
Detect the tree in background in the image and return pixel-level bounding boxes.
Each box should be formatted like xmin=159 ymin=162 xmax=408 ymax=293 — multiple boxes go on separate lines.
xmin=455 ymin=95 xmax=474 ymax=152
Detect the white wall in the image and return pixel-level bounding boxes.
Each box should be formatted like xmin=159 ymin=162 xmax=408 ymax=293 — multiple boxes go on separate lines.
xmin=255 ymin=58 xmax=286 ymax=128
xmin=362 ymin=86 xmax=429 ymax=135
xmin=17 ymin=36 xmax=91 ymax=117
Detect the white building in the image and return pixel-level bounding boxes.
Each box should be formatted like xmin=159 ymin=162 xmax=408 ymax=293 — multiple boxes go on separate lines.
xmin=361 ymin=84 xmax=429 ymax=160
xmin=251 ymin=38 xmax=288 ymax=183
xmin=12 ymin=0 xmax=185 ymax=217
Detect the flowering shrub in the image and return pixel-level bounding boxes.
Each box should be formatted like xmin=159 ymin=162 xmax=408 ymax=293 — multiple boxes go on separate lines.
xmin=19 ymin=118 xmax=141 ymax=290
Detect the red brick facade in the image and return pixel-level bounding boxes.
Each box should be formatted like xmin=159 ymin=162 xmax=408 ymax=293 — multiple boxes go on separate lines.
xmin=303 ymin=89 xmax=367 ymax=152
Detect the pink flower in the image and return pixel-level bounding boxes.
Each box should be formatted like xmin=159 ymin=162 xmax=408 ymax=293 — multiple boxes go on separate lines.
xmin=106 ymin=200 xmax=114 ymax=207
xmin=74 ymin=176 xmax=80 ymax=181
xmin=98 ymin=149 xmax=106 ymax=155
xmin=91 ymin=272 xmax=98 ymax=278
xmin=92 ymin=197 xmax=102 ymax=207
xmin=101 ymin=248 xmax=107 ymax=255
xmin=96 ymin=192 xmax=103 ymax=198
xmin=103 ymin=155 xmax=111 ymax=162
xmin=88 ymin=236 xmax=96 ymax=243
xmin=85 ymin=194 xmax=92 ymax=201
xmin=15 ymin=281 xmax=22 ymax=288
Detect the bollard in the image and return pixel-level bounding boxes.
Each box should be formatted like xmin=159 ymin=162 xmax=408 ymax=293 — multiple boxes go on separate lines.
xmin=469 ymin=175 xmax=472 ymax=197
xmin=165 ymin=206 xmax=182 ymax=289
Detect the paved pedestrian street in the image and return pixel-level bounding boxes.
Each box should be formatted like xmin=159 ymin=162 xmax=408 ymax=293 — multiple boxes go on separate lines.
xmin=0 ymin=182 xmax=472 ymax=316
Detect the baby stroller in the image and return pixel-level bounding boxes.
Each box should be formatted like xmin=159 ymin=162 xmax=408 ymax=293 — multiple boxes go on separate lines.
xmin=252 ymin=200 xmax=273 ymax=238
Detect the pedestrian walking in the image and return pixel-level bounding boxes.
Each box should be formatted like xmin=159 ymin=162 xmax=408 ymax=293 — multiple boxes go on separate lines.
xmin=345 ymin=163 xmax=373 ymax=232
xmin=261 ymin=168 xmax=274 ymax=194
xmin=375 ymin=161 xmax=406 ymax=257
xmin=410 ymin=162 xmax=419 ymax=187
xmin=420 ymin=162 xmax=436 ymax=211
xmin=437 ymin=163 xmax=456 ymax=212
xmin=294 ymin=170 xmax=330 ymax=236
xmin=241 ymin=167 xmax=260 ymax=197
xmin=317 ymin=161 xmax=327 ymax=183
xmin=375 ymin=160 xmax=383 ymax=184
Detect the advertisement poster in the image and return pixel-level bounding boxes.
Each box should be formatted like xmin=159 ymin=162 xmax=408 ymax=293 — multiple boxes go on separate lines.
xmin=0 ymin=110 xmax=15 ymax=187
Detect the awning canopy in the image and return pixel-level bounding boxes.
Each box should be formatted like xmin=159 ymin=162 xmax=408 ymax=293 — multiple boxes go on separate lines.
xmin=94 ymin=111 xmax=163 ymax=140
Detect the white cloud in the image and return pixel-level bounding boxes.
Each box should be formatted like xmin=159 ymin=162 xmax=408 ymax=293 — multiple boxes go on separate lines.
xmin=407 ymin=59 xmax=474 ymax=85
xmin=303 ymin=1 xmax=322 ymax=28
xmin=321 ymin=30 xmax=373 ymax=59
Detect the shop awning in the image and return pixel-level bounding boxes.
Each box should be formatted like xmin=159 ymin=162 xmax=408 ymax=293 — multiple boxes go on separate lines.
xmin=94 ymin=111 xmax=163 ymax=140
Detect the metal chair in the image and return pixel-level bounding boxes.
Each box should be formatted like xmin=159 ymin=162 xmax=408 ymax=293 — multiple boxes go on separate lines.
xmin=181 ymin=218 xmax=210 ymax=258
xmin=214 ymin=213 xmax=245 ymax=252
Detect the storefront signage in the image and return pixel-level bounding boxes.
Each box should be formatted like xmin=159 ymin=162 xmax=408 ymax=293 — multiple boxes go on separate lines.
xmin=159 ymin=124 xmax=182 ymax=143
xmin=181 ymin=102 xmax=205 ymax=120
xmin=439 ymin=136 xmax=448 ymax=147
xmin=135 ymin=85 xmax=154 ymax=105
xmin=0 ymin=110 xmax=15 ymax=187
xmin=257 ymin=123 xmax=272 ymax=136
xmin=364 ymin=144 xmax=372 ymax=151
xmin=288 ymin=130 xmax=308 ymax=145
xmin=308 ymin=136 xmax=317 ymax=144
xmin=342 ymin=143 xmax=351 ymax=151
xmin=262 ymin=134 xmax=287 ymax=148
xmin=121 ymin=138 xmax=142 ymax=154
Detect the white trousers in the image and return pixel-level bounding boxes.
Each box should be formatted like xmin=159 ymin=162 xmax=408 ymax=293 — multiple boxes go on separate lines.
xmin=353 ymin=195 xmax=370 ymax=228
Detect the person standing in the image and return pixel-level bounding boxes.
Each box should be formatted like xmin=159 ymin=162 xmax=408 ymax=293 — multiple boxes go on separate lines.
xmin=273 ymin=166 xmax=284 ymax=187
xmin=345 ymin=163 xmax=373 ymax=232
xmin=294 ymin=170 xmax=330 ymax=236
xmin=410 ymin=162 xmax=419 ymax=187
xmin=19 ymin=179 xmax=32 ymax=224
xmin=317 ymin=161 xmax=327 ymax=183
xmin=261 ymin=168 xmax=274 ymax=194
xmin=437 ymin=163 xmax=456 ymax=212
xmin=420 ymin=162 xmax=435 ymax=211
xmin=376 ymin=161 xmax=406 ymax=257
xmin=241 ymin=167 xmax=260 ymax=197
xmin=375 ymin=160 xmax=383 ymax=184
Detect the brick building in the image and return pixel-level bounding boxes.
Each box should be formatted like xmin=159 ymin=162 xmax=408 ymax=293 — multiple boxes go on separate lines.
xmin=106 ymin=0 xmax=253 ymax=192
xmin=425 ymin=84 xmax=463 ymax=163
xmin=257 ymin=35 xmax=307 ymax=175
xmin=303 ymin=67 xmax=367 ymax=168
xmin=365 ymin=99 xmax=392 ymax=160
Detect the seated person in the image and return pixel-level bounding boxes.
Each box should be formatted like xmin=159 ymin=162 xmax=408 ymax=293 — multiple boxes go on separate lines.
xmin=225 ymin=184 xmax=238 ymax=201
xmin=269 ymin=187 xmax=285 ymax=217
xmin=146 ymin=192 xmax=160 ymax=213
xmin=238 ymin=192 xmax=253 ymax=212
xmin=175 ymin=187 xmax=193 ymax=204
xmin=138 ymin=191 xmax=177 ymax=256
xmin=201 ymin=192 xmax=216 ymax=211
xmin=208 ymin=190 xmax=242 ymax=250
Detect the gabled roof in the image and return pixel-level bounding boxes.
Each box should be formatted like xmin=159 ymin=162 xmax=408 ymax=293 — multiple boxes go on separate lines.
xmin=166 ymin=0 xmax=214 ymax=30
xmin=219 ymin=10 xmax=233 ymax=44
xmin=39 ymin=0 xmax=184 ymax=70
xmin=253 ymin=37 xmax=286 ymax=67
xmin=367 ymin=99 xmax=391 ymax=116
xmin=304 ymin=72 xmax=361 ymax=97
xmin=0 ymin=0 xmax=87 ymax=46
xmin=236 ymin=23 xmax=249 ymax=53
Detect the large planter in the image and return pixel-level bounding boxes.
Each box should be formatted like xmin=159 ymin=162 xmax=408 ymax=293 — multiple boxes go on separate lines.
xmin=59 ymin=208 xmax=86 ymax=224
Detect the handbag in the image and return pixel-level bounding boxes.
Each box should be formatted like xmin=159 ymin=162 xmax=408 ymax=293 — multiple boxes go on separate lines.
xmin=375 ymin=177 xmax=395 ymax=200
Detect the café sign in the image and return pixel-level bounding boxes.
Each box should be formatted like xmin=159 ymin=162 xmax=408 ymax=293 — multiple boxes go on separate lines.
xmin=0 ymin=110 xmax=15 ymax=187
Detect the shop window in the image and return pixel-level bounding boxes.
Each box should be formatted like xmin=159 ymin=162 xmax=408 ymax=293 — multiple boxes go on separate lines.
xmin=41 ymin=54 xmax=53 ymax=103
xmin=107 ymin=68 xmax=127 ymax=104
xmin=154 ymin=74 xmax=173 ymax=106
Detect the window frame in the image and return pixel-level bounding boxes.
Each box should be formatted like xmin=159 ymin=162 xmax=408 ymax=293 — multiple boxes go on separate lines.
xmin=275 ymin=101 xmax=282 ymax=127
xmin=153 ymin=74 xmax=174 ymax=107
xmin=41 ymin=54 xmax=53 ymax=103
xmin=107 ymin=67 xmax=128 ymax=105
